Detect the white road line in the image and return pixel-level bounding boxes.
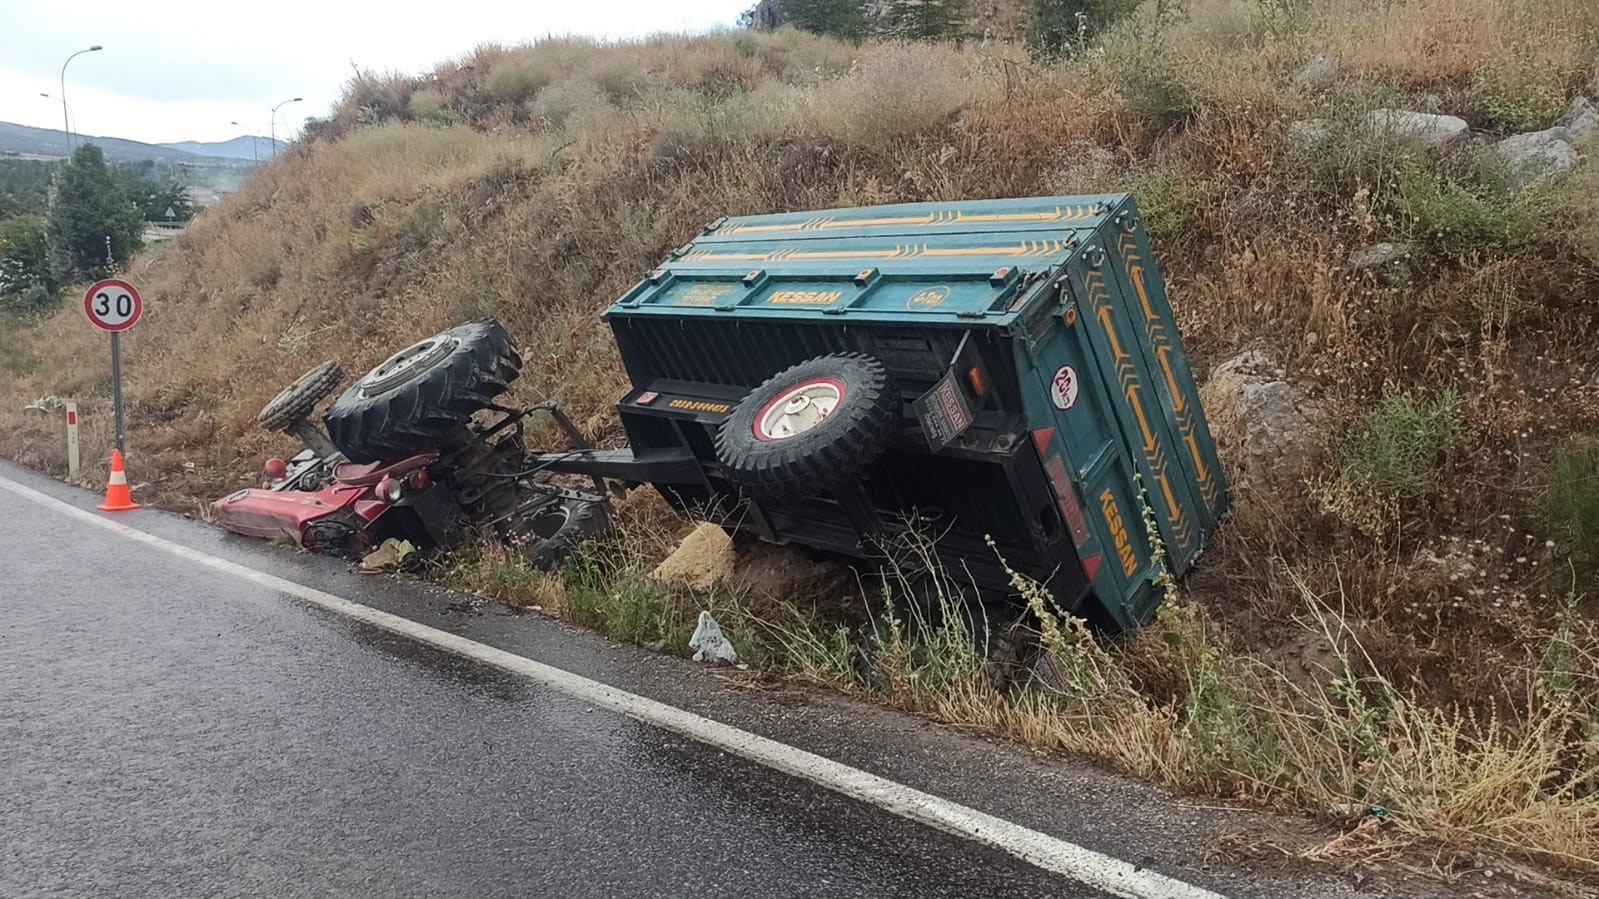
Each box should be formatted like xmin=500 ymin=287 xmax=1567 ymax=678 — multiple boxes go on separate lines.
xmin=0 ymin=472 xmax=1227 ymax=899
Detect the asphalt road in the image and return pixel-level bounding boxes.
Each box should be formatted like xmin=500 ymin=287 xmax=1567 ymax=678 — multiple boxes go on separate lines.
xmin=0 ymin=462 xmax=1382 ymax=899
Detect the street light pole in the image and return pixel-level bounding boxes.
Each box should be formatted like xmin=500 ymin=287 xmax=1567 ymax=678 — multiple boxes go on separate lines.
xmin=269 ymin=97 xmax=303 ymax=160
xmin=230 ymin=121 xmax=258 ymax=163
xmin=41 ymin=93 xmax=76 ymax=136
xmin=59 ymin=45 xmax=103 ymax=154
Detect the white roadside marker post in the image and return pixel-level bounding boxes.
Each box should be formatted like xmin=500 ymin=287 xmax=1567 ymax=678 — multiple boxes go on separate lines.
xmin=66 ymin=401 xmax=81 ymax=480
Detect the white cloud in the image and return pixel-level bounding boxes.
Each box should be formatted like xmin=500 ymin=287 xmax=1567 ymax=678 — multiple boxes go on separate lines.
xmin=0 ymin=0 xmax=749 ymax=144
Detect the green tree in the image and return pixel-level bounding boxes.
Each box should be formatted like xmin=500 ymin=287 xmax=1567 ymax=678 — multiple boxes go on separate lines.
xmin=0 ymin=215 xmax=59 ymax=315
xmin=885 ymin=0 xmax=966 ymax=40
xmin=1026 ymin=0 xmax=1138 ymax=58
xmin=774 ymin=0 xmax=868 ymax=39
xmin=46 ymin=143 xmax=143 ymax=281
xmin=127 ymin=179 xmax=195 ymax=223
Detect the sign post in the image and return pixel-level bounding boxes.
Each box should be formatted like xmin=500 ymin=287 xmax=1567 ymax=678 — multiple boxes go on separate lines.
xmin=83 ymin=278 xmax=143 ymax=455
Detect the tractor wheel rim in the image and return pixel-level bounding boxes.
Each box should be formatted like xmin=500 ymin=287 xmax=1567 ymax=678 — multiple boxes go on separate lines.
xmin=360 ymin=336 xmax=458 ymax=395
xmin=756 ymin=378 xmax=844 ymax=441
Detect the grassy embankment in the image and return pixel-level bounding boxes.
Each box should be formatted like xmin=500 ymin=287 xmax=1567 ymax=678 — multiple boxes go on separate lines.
xmin=3 ymin=0 xmax=1599 ymax=881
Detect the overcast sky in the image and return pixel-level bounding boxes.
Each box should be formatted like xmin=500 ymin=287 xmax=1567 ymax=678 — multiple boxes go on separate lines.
xmin=1 ymin=0 xmax=749 ymax=145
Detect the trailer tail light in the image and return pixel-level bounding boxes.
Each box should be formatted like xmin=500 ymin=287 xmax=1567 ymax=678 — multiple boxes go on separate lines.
xmin=376 ymin=476 xmax=404 ymax=504
xmin=967 ymin=366 xmax=987 ymax=397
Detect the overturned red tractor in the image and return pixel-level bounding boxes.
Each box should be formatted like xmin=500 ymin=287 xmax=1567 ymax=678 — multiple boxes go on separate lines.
xmin=213 ymin=320 xmax=611 ymax=570
xmin=216 ymin=194 xmax=1228 ymax=632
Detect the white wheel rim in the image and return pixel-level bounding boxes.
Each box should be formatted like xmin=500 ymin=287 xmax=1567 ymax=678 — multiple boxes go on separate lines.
xmin=757 ymin=379 xmax=843 ymax=441
xmin=359 ymin=335 xmax=457 ymax=396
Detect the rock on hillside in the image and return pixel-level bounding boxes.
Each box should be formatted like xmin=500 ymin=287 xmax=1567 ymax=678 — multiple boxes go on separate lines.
xmin=1199 ymin=351 xmax=1321 ymax=493
xmin=1495 ymin=127 xmax=1579 ymax=190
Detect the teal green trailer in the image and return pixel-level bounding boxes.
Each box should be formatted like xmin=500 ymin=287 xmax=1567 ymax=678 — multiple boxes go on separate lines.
xmin=594 ymin=194 xmax=1228 ymax=630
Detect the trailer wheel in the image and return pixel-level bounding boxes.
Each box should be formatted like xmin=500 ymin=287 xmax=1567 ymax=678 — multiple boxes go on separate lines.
xmin=521 ymin=499 xmax=612 ymax=571
xmin=258 ymin=361 xmax=344 ymax=433
xmin=715 ymin=353 xmax=898 ymax=498
xmin=323 ymin=320 xmax=522 ymax=463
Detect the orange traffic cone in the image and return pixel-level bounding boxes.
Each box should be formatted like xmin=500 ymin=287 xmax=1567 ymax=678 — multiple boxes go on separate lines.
xmin=98 ymin=450 xmax=141 ymax=512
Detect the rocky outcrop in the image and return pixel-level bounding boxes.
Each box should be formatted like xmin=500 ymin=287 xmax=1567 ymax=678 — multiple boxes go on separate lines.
xmin=653 ymin=522 xmax=735 ymax=591
xmin=1348 ymin=242 xmax=1414 ymax=285
xmin=1294 ymin=55 xmax=1340 ymax=92
xmin=1199 ymin=351 xmax=1321 ymax=493
xmin=1494 ymin=127 xmax=1579 ymax=190
xmin=1564 ymin=96 xmax=1597 ymax=145
xmin=1366 ymin=109 xmax=1470 ymax=150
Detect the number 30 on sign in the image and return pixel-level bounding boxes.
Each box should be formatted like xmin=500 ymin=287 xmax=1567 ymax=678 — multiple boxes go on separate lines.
xmin=84 ymin=278 xmax=143 ymax=332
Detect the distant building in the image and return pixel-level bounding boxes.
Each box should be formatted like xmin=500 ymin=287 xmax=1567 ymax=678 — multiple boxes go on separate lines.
xmin=183 ymin=186 xmax=221 ymax=208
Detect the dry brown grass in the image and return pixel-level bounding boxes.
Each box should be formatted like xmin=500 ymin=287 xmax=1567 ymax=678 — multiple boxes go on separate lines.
xmin=4 ymin=0 xmax=1599 ymax=880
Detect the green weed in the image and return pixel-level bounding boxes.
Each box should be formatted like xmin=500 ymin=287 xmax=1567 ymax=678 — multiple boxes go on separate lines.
xmin=1542 ymin=439 xmax=1599 ymax=585
xmin=1338 ymin=390 xmax=1464 ymax=498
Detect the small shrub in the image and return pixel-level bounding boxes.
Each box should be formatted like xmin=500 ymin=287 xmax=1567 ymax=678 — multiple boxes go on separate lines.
xmin=484 ymin=53 xmax=558 ymax=103
xmin=1338 ymin=390 xmax=1464 ymax=498
xmin=407 ymin=88 xmax=453 ymax=125
xmin=1123 ymin=166 xmax=1213 ymax=240
xmin=562 ymin=553 xmax=691 ymax=649
xmin=0 ymin=215 xmax=57 ymax=315
xmin=730 ymin=33 xmax=760 ymax=59
xmin=1473 ymin=55 xmax=1570 ymax=131
xmin=1099 ymin=30 xmax=1194 ymax=129
xmin=530 ymin=78 xmax=612 ymax=129
xmin=587 ymin=53 xmax=656 ymax=106
xmin=340 ymin=71 xmax=416 ymax=127
xmin=1392 ymin=161 xmax=1544 ymax=256
xmin=1542 ymin=439 xmax=1599 ymax=583
xmin=1287 ymin=86 xmax=1414 ymax=209
xmin=807 ymin=44 xmax=971 ymax=147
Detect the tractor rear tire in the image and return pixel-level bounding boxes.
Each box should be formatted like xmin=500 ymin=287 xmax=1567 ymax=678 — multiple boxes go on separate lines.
xmin=522 ymin=498 xmax=612 ymax=571
xmin=323 ymin=320 xmax=522 ymax=463
xmin=715 ymin=353 xmax=898 ymax=499
xmin=258 ymin=361 xmax=344 ymax=433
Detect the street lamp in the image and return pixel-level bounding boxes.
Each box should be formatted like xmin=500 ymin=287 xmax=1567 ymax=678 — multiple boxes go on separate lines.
xmin=230 ymin=120 xmax=259 ymax=163
xmin=40 ymin=93 xmax=76 ymax=136
xmin=59 ymin=44 xmax=103 ymax=153
xmin=269 ymin=97 xmax=302 ymax=160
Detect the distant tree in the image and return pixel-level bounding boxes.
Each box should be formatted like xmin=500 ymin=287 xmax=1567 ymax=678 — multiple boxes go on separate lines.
xmin=885 ymin=0 xmax=967 ymax=40
xmin=1025 ymin=0 xmax=1138 ymax=58
xmin=46 ymin=143 xmax=143 ymax=282
xmin=0 ymin=215 xmax=59 ymax=315
xmin=126 ymin=179 xmax=195 ymax=223
xmin=0 ymin=159 xmax=58 ymax=213
xmin=773 ymin=0 xmax=869 ymax=39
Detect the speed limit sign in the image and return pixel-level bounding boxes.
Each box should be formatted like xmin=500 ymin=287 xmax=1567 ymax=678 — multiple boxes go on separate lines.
xmin=84 ymin=278 xmax=143 ymax=332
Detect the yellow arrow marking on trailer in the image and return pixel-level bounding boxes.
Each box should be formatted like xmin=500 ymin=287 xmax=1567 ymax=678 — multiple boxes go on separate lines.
xmin=714 ymin=206 xmax=1096 ymax=235
xmin=1095 ymin=280 xmax=1188 ymax=537
xmin=1119 ymin=242 xmax=1215 ymax=506
xmin=682 ymin=241 xmax=1070 ymax=263
xmin=1185 ymin=432 xmax=1213 ymax=490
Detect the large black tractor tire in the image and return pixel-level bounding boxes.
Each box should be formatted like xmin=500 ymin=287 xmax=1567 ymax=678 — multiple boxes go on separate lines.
xmin=323 ymin=320 xmax=522 ymax=463
xmin=522 ymin=499 xmax=612 ymax=571
xmin=714 ymin=353 xmax=898 ymax=499
xmin=258 ymin=361 xmax=344 ymax=433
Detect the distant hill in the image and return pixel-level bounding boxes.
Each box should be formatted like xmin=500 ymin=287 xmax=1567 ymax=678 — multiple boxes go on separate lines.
xmin=0 ymin=121 xmax=252 ymax=166
xmin=159 ymin=135 xmax=282 ymax=162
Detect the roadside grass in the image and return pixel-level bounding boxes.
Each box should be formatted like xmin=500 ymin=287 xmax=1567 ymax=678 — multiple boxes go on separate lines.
xmin=444 ymin=526 xmax=1599 ymax=874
